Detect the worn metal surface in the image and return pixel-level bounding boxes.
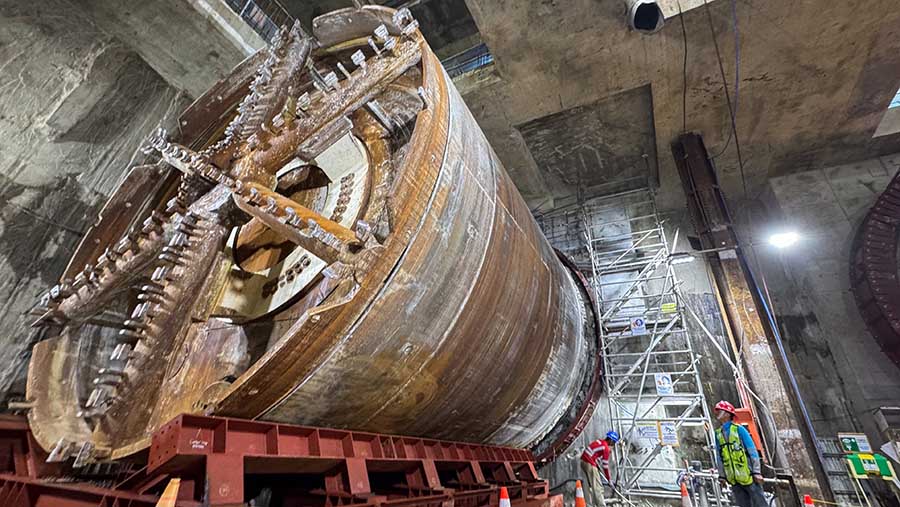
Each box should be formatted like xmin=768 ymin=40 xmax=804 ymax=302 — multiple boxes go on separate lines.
xmin=850 ymin=168 xmax=900 ymax=368
xmin=671 ymin=133 xmax=828 ymax=499
xmin=26 ymin=6 xmax=599 ymax=465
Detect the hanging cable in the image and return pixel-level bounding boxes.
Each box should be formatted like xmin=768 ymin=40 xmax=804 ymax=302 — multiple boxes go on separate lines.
xmin=701 ymin=0 xmax=748 ymax=198
xmin=678 ymin=1 xmax=688 ymax=133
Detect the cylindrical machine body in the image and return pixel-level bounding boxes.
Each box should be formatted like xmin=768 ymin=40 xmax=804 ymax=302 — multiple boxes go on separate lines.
xmin=259 ymin=69 xmax=592 ymax=449
xmin=26 ymin=6 xmax=599 ymax=462
xmin=213 ymin=40 xmax=599 ymax=454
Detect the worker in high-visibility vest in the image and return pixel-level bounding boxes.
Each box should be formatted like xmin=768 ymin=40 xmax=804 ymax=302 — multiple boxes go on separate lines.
xmin=713 ymin=400 xmax=767 ymax=507
xmin=580 ymin=430 xmax=618 ymax=507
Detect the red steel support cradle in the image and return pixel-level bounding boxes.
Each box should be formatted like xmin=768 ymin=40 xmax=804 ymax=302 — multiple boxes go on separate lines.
xmin=0 ymin=414 xmax=558 ymax=507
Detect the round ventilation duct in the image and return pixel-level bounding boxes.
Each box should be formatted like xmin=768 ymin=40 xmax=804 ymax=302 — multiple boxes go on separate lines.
xmin=626 ymin=0 xmax=665 ymax=34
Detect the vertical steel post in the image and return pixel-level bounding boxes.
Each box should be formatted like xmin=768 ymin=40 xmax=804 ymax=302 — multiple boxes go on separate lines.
xmin=671 ymin=132 xmax=830 ymax=501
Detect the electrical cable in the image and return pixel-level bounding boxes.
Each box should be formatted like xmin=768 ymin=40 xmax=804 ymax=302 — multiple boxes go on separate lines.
xmin=701 ymin=0 xmax=748 ymax=199
xmin=705 ymin=0 xmax=740 ymax=157
xmin=678 ymin=1 xmax=688 ymax=134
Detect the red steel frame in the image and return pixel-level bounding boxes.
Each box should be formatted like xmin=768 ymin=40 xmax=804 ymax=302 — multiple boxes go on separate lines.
xmin=0 ymin=414 xmax=558 ymax=507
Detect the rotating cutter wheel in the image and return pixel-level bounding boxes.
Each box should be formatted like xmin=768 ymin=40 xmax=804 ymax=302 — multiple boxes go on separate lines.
xmin=26 ymin=6 xmax=601 ymax=465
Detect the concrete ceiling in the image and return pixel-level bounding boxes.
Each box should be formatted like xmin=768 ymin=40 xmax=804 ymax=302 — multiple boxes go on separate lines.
xmin=517 ymin=85 xmax=658 ymax=207
xmin=457 ymin=0 xmax=900 ymax=212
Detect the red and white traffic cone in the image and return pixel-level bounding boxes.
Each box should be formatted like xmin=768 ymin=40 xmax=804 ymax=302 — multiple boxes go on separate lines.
xmin=574 ymin=480 xmax=587 ymax=507
xmin=499 ymin=486 xmax=511 ymax=507
xmin=803 ymin=494 xmax=815 ymax=507
xmin=680 ymin=481 xmax=694 ymax=507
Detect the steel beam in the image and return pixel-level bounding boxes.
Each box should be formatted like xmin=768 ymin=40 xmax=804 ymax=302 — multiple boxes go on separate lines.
xmin=0 ymin=414 xmax=557 ymax=507
xmin=671 ymin=132 xmax=830 ymax=500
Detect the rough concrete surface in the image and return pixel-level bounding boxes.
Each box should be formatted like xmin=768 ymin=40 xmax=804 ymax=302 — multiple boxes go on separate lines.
xmin=740 ymin=153 xmax=900 ymax=444
xmin=78 ymin=0 xmax=256 ymax=98
xmin=460 ymin=0 xmax=900 ymax=212
xmin=0 ymin=0 xmax=187 ymax=402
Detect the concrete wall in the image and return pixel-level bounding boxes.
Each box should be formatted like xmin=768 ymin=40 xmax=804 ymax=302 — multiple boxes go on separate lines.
xmin=0 ymin=1 xmax=189 ymax=403
xmin=738 ymin=154 xmax=900 ymax=444
xmin=459 ymin=0 xmax=900 ymax=212
xmin=79 ymin=0 xmax=262 ymax=98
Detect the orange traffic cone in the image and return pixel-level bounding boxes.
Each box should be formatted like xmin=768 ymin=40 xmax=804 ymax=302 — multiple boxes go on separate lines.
xmin=574 ymin=480 xmax=586 ymax=507
xmin=803 ymin=495 xmax=814 ymax=507
xmin=499 ymin=486 xmax=511 ymax=507
xmin=680 ymin=481 xmax=694 ymax=507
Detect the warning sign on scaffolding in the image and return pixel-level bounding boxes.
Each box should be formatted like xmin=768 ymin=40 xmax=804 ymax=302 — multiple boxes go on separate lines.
xmin=636 ymin=423 xmax=659 ymax=440
xmin=662 ymin=302 xmax=677 ymax=314
xmin=630 ymin=317 xmax=647 ymax=335
xmin=659 ymin=422 xmax=680 ymax=446
xmin=654 ymin=373 xmax=673 ymax=395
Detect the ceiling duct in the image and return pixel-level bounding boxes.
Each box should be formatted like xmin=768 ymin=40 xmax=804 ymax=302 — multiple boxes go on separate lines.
xmin=625 ymin=0 xmax=665 ymax=34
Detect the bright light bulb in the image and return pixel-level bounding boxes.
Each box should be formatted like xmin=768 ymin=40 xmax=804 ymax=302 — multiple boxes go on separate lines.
xmin=768 ymin=231 xmax=800 ymax=249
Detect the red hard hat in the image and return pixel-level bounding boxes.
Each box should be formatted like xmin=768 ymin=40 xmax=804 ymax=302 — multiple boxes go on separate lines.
xmin=715 ymin=400 xmax=736 ymax=415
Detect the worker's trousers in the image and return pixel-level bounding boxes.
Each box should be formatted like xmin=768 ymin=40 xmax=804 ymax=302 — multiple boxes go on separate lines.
xmin=579 ymin=460 xmax=606 ymax=507
xmin=729 ymin=483 xmax=767 ymax=507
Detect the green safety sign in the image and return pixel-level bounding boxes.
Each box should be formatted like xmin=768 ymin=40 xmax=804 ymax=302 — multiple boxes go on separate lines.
xmin=838 ymin=433 xmax=873 ymax=453
xmin=846 ymin=453 xmax=895 ymax=481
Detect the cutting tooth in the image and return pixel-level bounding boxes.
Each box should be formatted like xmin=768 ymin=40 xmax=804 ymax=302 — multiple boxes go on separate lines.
xmin=324 ymin=72 xmax=339 ymax=90
xmin=141 ymin=283 xmax=165 ymax=296
xmin=110 ymin=344 xmax=132 ymax=362
xmin=365 ymin=99 xmax=395 ymax=132
xmin=368 ymin=38 xmax=382 ymax=57
xmin=337 ymin=62 xmax=352 ymax=80
xmin=131 ymin=303 xmax=149 ymax=320
xmin=159 ymin=252 xmax=184 ymax=265
xmin=46 ymin=439 xmax=73 ymax=463
xmin=248 ymin=187 xmax=262 ymax=205
xmin=73 ymin=442 xmax=95 ymax=468
xmin=142 ymin=216 xmax=162 ymax=233
xmin=96 ymin=254 xmax=114 ymax=273
xmin=264 ymin=197 xmax=279 ymax=214
xmin=351 ymin=50 xmax=367 ymax=70
xmin=170 ymin=232 xmax=188 ymax=248
xmin=296 ymin=93 xmax=311 ymax=116
xmin=138 ymin=292 xmax=165 ymax=304
xmin=118 ymin=329 xmax=143 ymax=346
xmin=161 ymin=245 xmax=183 ymax=257
xmin=93 ymin=376 xmax=120 ymax=387
xmin=123 ymin=319 xmax=148 ymax=331
xmin=165 ymin=197 xmax=184 ymax=214
xmin=58 ymin=281 xmax=74 ymax=298
xmin=374 ymin=24 xmax=389 ymax=41
xmin=393 ymin=7 xmax=414 ymax=27
xmin=151 ymin=265 xmax=171 ymax=282
xmin=85 ymin=388 xmax=105 ymax=409
xmin=383 ymin=37 xmax=397 ymax=53
xmin=401 ymin=19 xmax=419 ymax=38
xmin=284 ymin=207 xmax=302 ymax=227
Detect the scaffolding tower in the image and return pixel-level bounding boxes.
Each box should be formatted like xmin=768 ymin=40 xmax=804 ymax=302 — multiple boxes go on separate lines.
xmin=539 ymin=188 xmax=719 ymax=501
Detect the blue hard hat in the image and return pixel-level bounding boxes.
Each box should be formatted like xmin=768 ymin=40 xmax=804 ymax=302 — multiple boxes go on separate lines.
xmin=606 ymin=430 xmax=620 ymax=443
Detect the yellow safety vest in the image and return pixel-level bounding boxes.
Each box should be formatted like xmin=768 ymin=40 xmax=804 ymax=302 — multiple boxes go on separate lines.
xmin=716 ymin=426 xmax=753 ymax=486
